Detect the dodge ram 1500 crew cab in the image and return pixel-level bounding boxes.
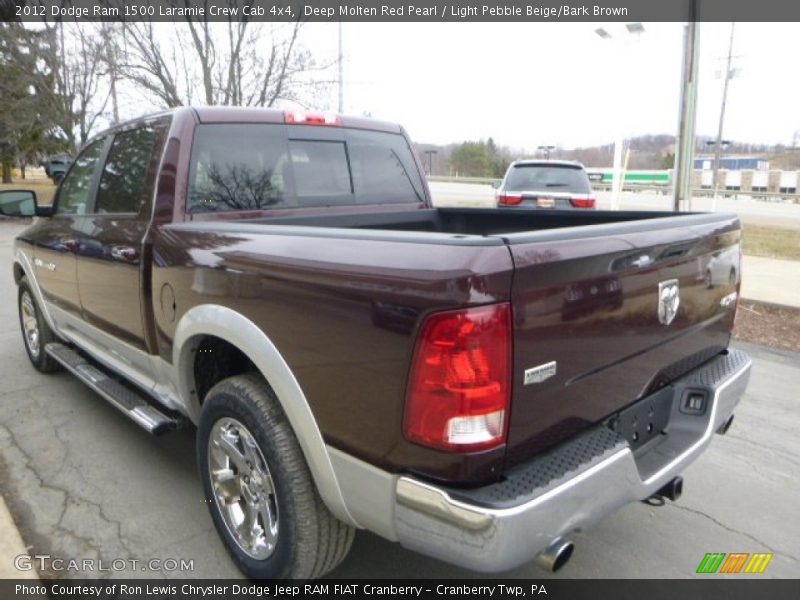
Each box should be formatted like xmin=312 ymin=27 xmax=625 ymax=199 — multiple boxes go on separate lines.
xmin=2 ymin=107 xmax=751 ymax=578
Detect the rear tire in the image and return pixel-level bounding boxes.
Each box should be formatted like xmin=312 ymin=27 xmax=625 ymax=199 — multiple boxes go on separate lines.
xmin=18 ymin=278 xmax=61 ymax=373
xmin=197 ymin=373 xmax=354 ymax=579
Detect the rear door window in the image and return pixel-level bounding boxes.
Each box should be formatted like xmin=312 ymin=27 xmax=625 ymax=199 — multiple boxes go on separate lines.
xmin=505 ymin=165 xmax=591 ymax=194
xmin=95 ymin=126 xmax=159 ymax=214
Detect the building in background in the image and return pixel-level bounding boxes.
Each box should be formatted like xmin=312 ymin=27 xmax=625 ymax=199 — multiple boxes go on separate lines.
xmin=694 ymin=155 xmax=770 ymax=171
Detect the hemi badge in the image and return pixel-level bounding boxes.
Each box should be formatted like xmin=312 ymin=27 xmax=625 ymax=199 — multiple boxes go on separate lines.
xmin=524 ymin=361 xmax=557 ymax=385
xmin=34 ymin=257 xmax=56 ymax=271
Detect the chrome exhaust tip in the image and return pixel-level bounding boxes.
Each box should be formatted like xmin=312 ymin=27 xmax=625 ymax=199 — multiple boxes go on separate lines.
xmin=643 ymin=475 xmax=683 ymax=505
xmin=657 ymin=475 xmax=684 ymax=502
xmin=534 ymin=537 xmax=575 ymax=572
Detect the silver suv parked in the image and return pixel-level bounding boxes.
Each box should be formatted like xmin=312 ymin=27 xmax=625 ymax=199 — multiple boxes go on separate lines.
xmin=496 ymin=159 xmax=596 ymax=209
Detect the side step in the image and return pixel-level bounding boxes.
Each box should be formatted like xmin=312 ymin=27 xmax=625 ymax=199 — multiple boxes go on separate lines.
xmin=45 ymin=343 xmax=178 ymax=435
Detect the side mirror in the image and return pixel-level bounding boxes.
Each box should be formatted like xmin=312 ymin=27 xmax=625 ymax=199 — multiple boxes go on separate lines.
xmin=491 ymin=180 xmax=502 ymax=189
xmin=0 ymin=190 xmax=51 ymax=217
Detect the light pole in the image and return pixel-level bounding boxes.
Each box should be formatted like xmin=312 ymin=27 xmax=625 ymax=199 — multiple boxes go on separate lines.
xmin=423 ymin=149 xmax=438 ymax=176
xmin=338 ymin=22 xmax=344 ymax=113
xmin=537 ymin=145 xmax=555 ymax=160
xmin=705 ymin=139 xmax=731 ymax=156
xmin=595 ymin=23 xmax=645 ymax=210
xmin=705 ymin=139 xmax=730 ymax=210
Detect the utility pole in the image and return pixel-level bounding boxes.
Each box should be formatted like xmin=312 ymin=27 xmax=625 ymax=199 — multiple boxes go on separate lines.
xmin=712 ymin=22 xmax=736 ymax=197
xmin=337 ymin=22 xmax=344 ymax=113
xmin=672 ymin=7 xmax=700 ymax=212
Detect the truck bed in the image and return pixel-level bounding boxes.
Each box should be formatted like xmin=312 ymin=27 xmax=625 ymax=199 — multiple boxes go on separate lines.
xmin=243 ymin=206 xmax=725 ymax=240
xmin=166 ymin=207 xmax=741 ymax=481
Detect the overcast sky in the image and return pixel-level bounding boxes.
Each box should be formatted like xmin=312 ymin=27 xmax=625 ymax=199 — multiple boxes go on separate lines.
xmin=302 ymin=22 xmax=800 ymax=152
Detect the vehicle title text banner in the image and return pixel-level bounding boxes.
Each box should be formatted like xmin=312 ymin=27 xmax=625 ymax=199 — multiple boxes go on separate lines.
xmin=4 ymin=0 xmax=800 ymax=22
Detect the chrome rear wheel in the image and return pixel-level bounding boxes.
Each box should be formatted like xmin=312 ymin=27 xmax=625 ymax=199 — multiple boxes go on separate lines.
xmin=198 ymin=373 xmax=354 ymax=578
xmin=208 ymin=417 xmax=279 ymax=560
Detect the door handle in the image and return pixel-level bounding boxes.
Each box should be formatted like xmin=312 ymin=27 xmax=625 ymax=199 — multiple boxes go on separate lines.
xmin=110 ymin=246 xmax=139 ymax=263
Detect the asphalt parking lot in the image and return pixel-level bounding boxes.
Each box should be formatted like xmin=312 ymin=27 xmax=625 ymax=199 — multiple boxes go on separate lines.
xmin=0 ymin=219 xmax=798 ymax=579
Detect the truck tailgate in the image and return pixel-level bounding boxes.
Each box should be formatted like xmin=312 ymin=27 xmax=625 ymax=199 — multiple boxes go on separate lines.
xmin=502 ymin=213 xmax=741 ymax=467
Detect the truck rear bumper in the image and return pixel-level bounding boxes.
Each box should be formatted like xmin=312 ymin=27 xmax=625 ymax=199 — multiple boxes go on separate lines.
xmin=393 ymin=348 xmax=751 ymax=573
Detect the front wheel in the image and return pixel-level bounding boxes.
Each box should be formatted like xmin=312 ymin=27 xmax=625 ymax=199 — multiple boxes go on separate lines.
xmin=197 ymin=373 xmax=354 ymax=579
xmin=18 ymin=278 xmax=61 ymax=373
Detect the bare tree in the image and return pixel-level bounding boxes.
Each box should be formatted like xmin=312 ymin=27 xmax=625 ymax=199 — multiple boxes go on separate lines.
xmin=42 ymin=22 xmax=112 ymax=152
xmin=119 ymin=21 xmax=184 ymax=107
xmin=119 ymin=18 xmax=330 ymax=109
xmin=100 ymin=22 xmax=121 ymax=123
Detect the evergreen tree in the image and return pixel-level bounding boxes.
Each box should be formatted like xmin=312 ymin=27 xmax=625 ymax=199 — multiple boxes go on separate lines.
xmin=0 ymin=23 xmax=59 ymax=182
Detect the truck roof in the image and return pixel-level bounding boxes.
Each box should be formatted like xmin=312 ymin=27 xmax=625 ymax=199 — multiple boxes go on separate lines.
xmin=92 ymin=106 xmax=403 ymax=140
xmin=193 ymin=106 xmax=402 ymax=132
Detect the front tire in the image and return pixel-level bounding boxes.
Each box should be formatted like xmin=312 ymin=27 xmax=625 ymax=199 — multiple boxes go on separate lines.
xmin=197 ymin=373 xmax=354 ymax=579
xmin=18 ymin=278 xmax=60 ymax=373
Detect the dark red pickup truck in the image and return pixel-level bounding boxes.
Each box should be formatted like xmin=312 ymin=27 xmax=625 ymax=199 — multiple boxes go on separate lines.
xmin=1 ymin=107 xmax=751 ymax=578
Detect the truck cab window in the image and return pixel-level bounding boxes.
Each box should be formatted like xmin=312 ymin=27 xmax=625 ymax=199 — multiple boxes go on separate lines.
xmin=347 ymin=129 xmax=425 ymax=204
xmin=188 ymin=124 xmax=288 ymax=213
xmin=187 ymin=124 xmax=424 ymax=214
xmin=56 ymin=139 xmax=105 ymax=215
xmin=287 ymin=140 xmax=352 ymax=197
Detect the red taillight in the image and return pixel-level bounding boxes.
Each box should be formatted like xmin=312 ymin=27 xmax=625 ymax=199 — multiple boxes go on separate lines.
xmin=498 ymin=193 xmax=522 ymax=205
xmin=284 ymin=110 xmax=342 ymax=126
xmin=569 ymin=195 xmax=596 ymax=208
xmin=404 ymin=303 xmax=511 ymax=452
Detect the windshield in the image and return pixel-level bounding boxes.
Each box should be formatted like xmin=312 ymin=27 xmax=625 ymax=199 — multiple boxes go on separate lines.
xmin=504 ymin=164 xmax=591 ymax=194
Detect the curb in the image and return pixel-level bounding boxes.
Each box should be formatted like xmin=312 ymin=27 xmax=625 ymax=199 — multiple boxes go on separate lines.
xmin=739 ymin=296 xmax=800 ymax=312
xmin=0 ymin=495 xmax=37 ymax=579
